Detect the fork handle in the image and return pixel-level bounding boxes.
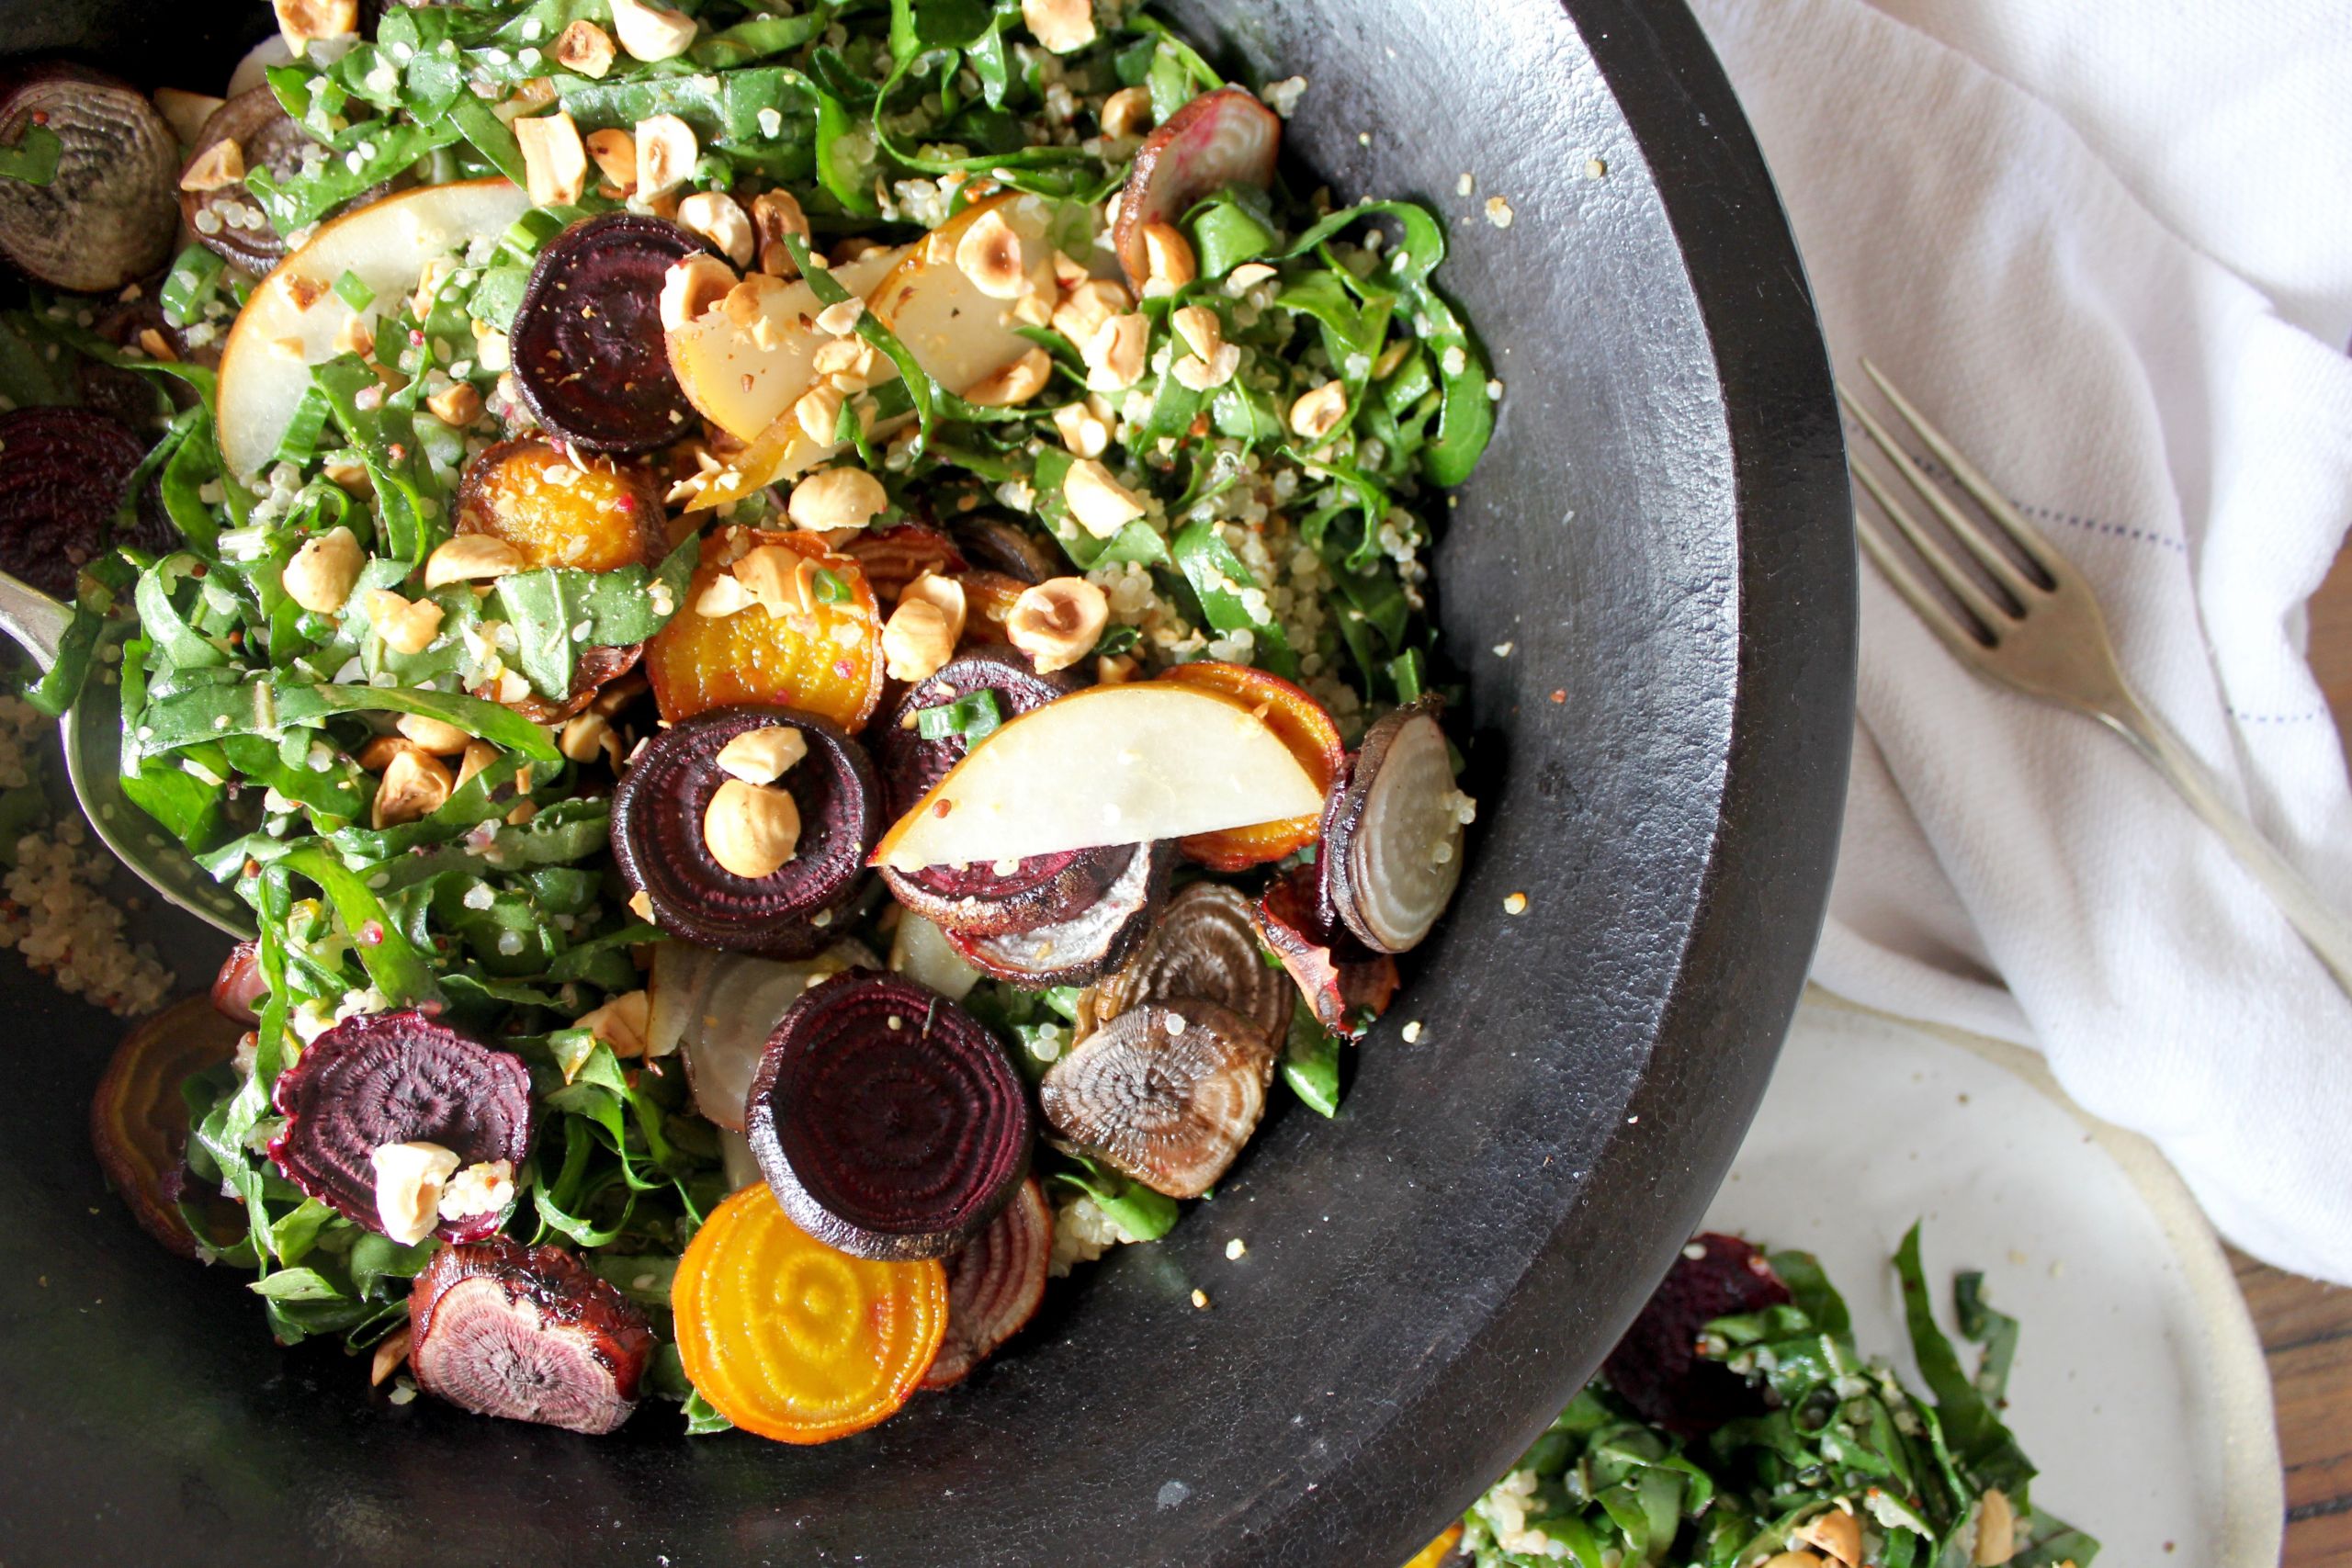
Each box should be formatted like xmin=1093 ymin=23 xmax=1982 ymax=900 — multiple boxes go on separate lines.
xmin=2099 ymin=697 xmax=2352 ymax=998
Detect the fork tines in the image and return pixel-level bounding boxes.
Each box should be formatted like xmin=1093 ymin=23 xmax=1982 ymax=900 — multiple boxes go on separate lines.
xmin=1841 ymin=359 xmax=2065 ymax=650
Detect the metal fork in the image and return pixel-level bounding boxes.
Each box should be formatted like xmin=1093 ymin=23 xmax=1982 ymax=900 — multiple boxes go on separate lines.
xmin=1842 ymin=357 xmax=2352 ymax=998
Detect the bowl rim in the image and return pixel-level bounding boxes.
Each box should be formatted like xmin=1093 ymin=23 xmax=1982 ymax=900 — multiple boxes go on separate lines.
xmin=1220 ymin=1 xmax=1856 ymax=1561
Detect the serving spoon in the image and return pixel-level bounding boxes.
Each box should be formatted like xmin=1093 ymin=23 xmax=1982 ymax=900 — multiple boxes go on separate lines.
xmin=0 ymin=569 xmax=254 ymax=938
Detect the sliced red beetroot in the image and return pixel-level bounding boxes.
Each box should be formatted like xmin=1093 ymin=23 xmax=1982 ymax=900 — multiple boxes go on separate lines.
xmin=510 ymin=212 xmax=707 ymax=453
xmin=1114 ymin=87 xmax=1281 ymax=289
xmin=1040 ymin=998 xmax=1275 ymax=1199
xmin=0 ymin=63 xmax=180 ymax=294
xmin=180 ymin=87 xmax=387 ymax=273
xmin=948 ymin=516 xmax=1057 ymax=584
xmin=947 ymin=840 xmax=1171 ymax=987
xmin=1323 ymin=700 xmax=1468 ymax=954
xmin=922 ymin=1175 xmax=1051 ymax=1390
xmin=1601 ymin=1233 xmax=1792 ymax=1436
xmin=267 ymin=1010 xmax=534 ymax=1243
xmin=745 ymin=970 xmax=1033 ymax=1261
xmin=610 ymin=705 xmax=880 ymax=958
xmin=409 ymin=1234 xmax=658 ymax=1435
xmin=1089 ymin=881 xmax=1289 ymax=1044
xmin=875 ymin=647 xmax=1120 ymax=934
xmin=210 ymin=938 xmax=266 ymax=1024
xmin=843 ymin=523 xmax=966 ymax=604
xmin=1255 ymin=864 xmax=1398 ymax=1036
xmin=0 ymin=407 xmax=158 ymax=598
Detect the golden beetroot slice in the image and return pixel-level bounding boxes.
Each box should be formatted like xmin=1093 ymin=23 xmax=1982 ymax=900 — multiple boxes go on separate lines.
xmin=410 ymin=1234 xmax=658 ymax=1435
xmin=922 ymin=1176 xmax=1051 ymax=1390
xmin=608 ymin=705 xmax=882 ymax=959
xmin=510 ymin=212 xmax=707 ymax=453
xmin=267 ymin=1010 xmax=534 ymax=1243
xmin=90 ymin=994 xmax=247 ymax=1260
xmin=746 ymin=971 xmax=1034 ymax=1261
xmin=647 ymin=526 xmax=884 ymax=728
xmin=455 ymin=437 xmax=665 ymax=573
xmin=1114 ymin=87 xmax=1280 ymax=288
xmin=0 ymin=408 xmax=156 ymax=598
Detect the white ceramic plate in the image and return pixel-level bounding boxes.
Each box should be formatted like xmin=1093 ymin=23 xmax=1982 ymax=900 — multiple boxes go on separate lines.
xmin=1706 ymin=993 xmax=2282 ymax=1566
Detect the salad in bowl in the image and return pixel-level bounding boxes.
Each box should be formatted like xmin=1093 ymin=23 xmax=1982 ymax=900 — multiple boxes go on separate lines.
xmin=6 ymin=0 xmax=1496 ymax=1442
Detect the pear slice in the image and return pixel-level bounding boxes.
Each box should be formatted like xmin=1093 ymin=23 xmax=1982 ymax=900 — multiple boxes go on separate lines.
xmin=872 ymin=682 xmax=1326 ymax=872
xmin=666 ymin=247 xmax=903 ymax=441
xmin=215 ymin=177 xmax=532 ymax=481
xmin=682 ymin=190 xmax=1063 ymax=513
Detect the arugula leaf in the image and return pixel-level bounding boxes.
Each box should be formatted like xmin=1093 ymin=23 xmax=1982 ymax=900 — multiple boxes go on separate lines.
xmin=0 ymin=123 xmax=61 ymax=186
xmin=491 ymin=534 xmax=695 ymax=699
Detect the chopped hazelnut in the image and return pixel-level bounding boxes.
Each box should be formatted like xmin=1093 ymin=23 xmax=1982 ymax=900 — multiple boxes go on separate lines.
xmin=1288 ymin=379 xmax=1349 ymax=441
xmin=1021 ymin=0 xmax=1096 ymax=54
xmin=1061 ymin=457 xmax=1145 ymax=537
xmin=514 ymin=111 xmax=589 ymax=208
xmin=372 ymin=746 xmax=454 ymax=828
xmin=364 ymin=589 xmax=447 ymax=656
xmin=658 ymin=252 xmax=738 ymax=333
xmin=634 ymin=112 xmax=697 ymax=200
xmin=787 ymin=467 xmax=888 ymax=532
xmin=553 ymin=18 xmax=617 ymax=78
xmin=1139 ymin=221 xmax=1196 ymax=298
xmin=369 ymin=1141 xmax=458 ymax=1246
xmin=704 ymin=778 xmax=802 ymax=879
xmin=678 ymin=189 xmax=754 ymax=268
xmin=955 ymin=207 xmax=1032 ymax=299
xmin=608 ymin=0 xmax=697 ymax=62
xmin=576 ymin=989 xmax=652 ymax=1057
xmin=425 ymin=380 xmax=484 ymax=428
xmin=963 ymin=346 xmax=1053 ymax=408
xmin=1100 ymin=85 xmax=1152 ymax=139
xmin=1080 ymin=311 xmax=1148 ymax=392
xmin=1006 ymin=577 xmax=1108 ymax=674
xmin=714 ymin=725 xmax=808 ymax=785
xmin=281 ymin=525 xmax=364 ymax=615
xmin=583 ymin=127 xmax=637 ymax=195
xmin=422 ymin=533 xmax=524 ymax=590
xmin=177 ymin=138 xmax=244 ymax=193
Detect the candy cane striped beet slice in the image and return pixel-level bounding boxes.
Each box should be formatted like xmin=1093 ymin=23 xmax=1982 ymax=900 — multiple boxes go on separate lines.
xmin=267 ymin=1010 xmax=533 ymax=1243
xmin=746 ymin=971 xmax=1033 ymax=1261
xmin=922 ymin=1175 xmax=1051 ymax=1390
xmin=410 ymin=1235 xmax=657 ymax=1435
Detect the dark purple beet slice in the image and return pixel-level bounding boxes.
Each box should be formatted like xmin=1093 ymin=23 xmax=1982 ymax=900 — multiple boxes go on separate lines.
xmin=947 ymin=841 xmax=1171 ymax=987
xmin=410 ymin=1234 xmax=657 ymax=1435
xmin=875 ymin=646 xmax=1121 ymax=933
xmin=1601 ymin=1232 xmax=1792 ymax=1436
xmin=510 ymin=212 xmax=707 ymax=453
xmin=745 ymin=970 xmax=1033 ymax=1261
xmin=0 ymin=407 xmax=158 ymax=598
xmin=180 ymin=87 xmax=389 ymax=273
xmin=922 ymin=1174 xmax=1051 ymax=1389
xmin=266 ymin=1010 xmax=534 ymax=1243
xmin=609 ymin=704 xmax=880 ymax=959
xmin=948 ymin=516 xmax=1057 ymax=584
xmin=0 ymin=63 xmax=179 ymax=294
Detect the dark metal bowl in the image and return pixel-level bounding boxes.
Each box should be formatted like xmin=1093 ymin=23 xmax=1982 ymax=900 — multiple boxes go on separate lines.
xmin=0 ymin=1 xmax=1852 ymax=1563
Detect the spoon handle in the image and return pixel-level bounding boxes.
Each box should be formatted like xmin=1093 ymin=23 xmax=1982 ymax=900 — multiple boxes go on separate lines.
xmin=0 ymin=570 xmax=69 ymax=671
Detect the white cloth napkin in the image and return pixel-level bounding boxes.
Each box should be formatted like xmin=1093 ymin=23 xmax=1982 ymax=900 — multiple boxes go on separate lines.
xmin=1684 ymin=0 xmax=2352 ymax=1282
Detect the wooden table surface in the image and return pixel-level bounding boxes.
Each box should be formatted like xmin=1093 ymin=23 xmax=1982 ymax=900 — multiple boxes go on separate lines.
xmin=2250 ymin=543 xmax=2352 ymax=1566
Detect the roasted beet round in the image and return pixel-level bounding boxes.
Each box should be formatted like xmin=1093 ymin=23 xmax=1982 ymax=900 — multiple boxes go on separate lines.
xmin=180 ymin=87 xmax=387 ymax=273
xmin=1323 ymin=699 xmax=1469 ymax=954
xmin=1254 ymin=864 xmax=1399 ymax=1036
xmin=745 ymin=970 xmax=1033 ymax=1261
xmin=1601 ymin=1233 xmax=1792 ymax=1436
xmin=947 ymin=840 xmax=1171 ymax=987
xmin=409 ymin=1235 xmax=658 ymax=1435
xmin=510 ymin=212 xmax=707 ymax=452
xmin=609 ymin=705 xmax=881 ymax=958
xmin=1114 ymin=86 xmax=1280 ymax=289
xmin=1088 ymin=882 xmax=1290 ymax=1045
xmin=0 ymin=407 xmax=158 ymax=598
xmin=266 ymin=1010 xmax=534 ymax=1243
xmin=876 ymin=647 xmax=1117 ymax=933
xmin=0 ymin=63 xmax=180 ymax=294
xmin=842 ymin=523 xmax=966 ymax=604
xmin=1040 ymin=998 xmax=1276 ymax=1200
xmin=948 ymin=516 xmax=1057 ymax=584
xmin=922 ymin=1175 xmax=1051 ymax=1389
